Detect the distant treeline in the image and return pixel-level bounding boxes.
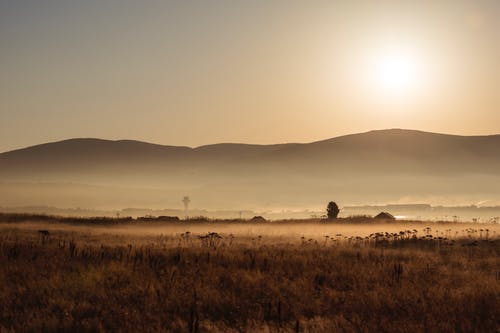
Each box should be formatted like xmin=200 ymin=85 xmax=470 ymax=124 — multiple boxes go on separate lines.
xmin=1 ymin=204 xmax=500 ymax=221
xmin=2 ymin=212 xmax=496 ymax=226
xmin=0 ymin=212 xmax=392 ymax=225
xmin=0 ymin=213 xmax=135 ymax=225
xmin=0 ymin=213 xmax=272 ymax=225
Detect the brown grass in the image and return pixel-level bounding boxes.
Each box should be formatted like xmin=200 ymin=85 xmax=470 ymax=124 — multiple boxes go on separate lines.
xmin=0 ymin=220 xmax=498 ymax=332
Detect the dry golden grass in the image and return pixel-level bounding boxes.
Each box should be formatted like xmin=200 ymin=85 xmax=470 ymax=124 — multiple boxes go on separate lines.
xmin=0 ymin=218 xmax=498 ymax=332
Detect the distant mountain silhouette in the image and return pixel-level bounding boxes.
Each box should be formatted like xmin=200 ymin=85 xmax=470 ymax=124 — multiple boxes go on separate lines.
xmin=1 ymin=129 xmax=499 ymax=209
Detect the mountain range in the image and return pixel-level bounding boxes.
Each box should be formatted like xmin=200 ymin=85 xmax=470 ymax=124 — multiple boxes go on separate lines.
xmin=1 ymin=129 xmax=499 ymax=210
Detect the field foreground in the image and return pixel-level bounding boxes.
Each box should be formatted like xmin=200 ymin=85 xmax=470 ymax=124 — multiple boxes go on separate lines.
xmin=0 ymin=220 xmax=499 ymax=332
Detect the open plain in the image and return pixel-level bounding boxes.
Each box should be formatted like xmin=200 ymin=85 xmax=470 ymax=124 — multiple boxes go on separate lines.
xmin=0 ymin=217 xmax=498 ymax=332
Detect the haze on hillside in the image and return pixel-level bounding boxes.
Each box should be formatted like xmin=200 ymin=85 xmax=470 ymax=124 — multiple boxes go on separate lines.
xmin=1 ymin=129 xmax=499 ymax=212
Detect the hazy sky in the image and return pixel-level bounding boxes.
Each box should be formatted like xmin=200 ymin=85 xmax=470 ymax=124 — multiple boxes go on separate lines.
xmin=1 ymin=0 xmax=499 ymax=152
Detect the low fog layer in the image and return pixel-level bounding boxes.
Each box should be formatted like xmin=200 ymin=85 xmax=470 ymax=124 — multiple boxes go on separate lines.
xmin=1 ymin=129 xmax=499 ymax=211
xmin=2 ymin=221 xmax=498 ymax=243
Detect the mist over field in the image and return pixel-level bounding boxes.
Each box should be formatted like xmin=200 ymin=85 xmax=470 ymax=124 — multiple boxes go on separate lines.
xmin=1 ymin=216 xmax=499 ymax=332
xmin=2 ymin=219 xmax=499 ymax=241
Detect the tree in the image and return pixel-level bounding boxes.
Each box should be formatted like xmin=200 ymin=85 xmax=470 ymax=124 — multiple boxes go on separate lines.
xmin=326 ymin=201 xmax=340 ymax=219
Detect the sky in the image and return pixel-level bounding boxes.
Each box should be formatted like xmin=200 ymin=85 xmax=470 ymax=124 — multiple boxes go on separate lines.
xmin=1 ymin=0 xmax=499 ymax=152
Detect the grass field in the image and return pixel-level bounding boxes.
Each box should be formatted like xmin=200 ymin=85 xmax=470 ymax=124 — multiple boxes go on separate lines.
xmin=0 ymin=217 xmax=498 ymax=332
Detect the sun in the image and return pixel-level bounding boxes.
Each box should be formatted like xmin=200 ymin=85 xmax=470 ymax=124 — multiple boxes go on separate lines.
xmin=352 ymin=43 xmax=429 ymax=101
xmin=373 ymin=52 xmax=419 ymax=94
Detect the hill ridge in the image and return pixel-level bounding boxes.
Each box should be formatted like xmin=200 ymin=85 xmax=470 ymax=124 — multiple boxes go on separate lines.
xmin=2 ymin=128 xmax=500 ymax=155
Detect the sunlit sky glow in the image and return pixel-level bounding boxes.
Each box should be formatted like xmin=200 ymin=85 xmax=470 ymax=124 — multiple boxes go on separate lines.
xmin=1 ymin=0 xmax=499 ymax=152
xmin=372 ymin=49 xmax=421 ymax=94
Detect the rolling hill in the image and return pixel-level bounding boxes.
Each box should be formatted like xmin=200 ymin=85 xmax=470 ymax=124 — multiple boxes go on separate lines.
xmin=1 ymin=129 xmax=499 ymax=209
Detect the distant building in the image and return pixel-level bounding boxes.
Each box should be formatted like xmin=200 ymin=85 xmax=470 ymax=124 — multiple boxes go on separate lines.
xmin=374 ymin=212 xmax=396 ymax=220
xmin=138 ymin=215 xmax=180 ymax=222
xmin=250 ymin=216 xmax=267 ymax=223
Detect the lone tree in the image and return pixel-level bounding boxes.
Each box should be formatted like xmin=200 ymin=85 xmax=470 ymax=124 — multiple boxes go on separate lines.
xmin=326 ymin=201 xmax=340 ymax=219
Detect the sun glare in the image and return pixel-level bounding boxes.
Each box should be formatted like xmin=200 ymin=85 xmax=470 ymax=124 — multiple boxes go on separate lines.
xmin=359 ymin=45 xmax=427 ymax=100
xmin=375 ymin=53 xmax=418 ymax=92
